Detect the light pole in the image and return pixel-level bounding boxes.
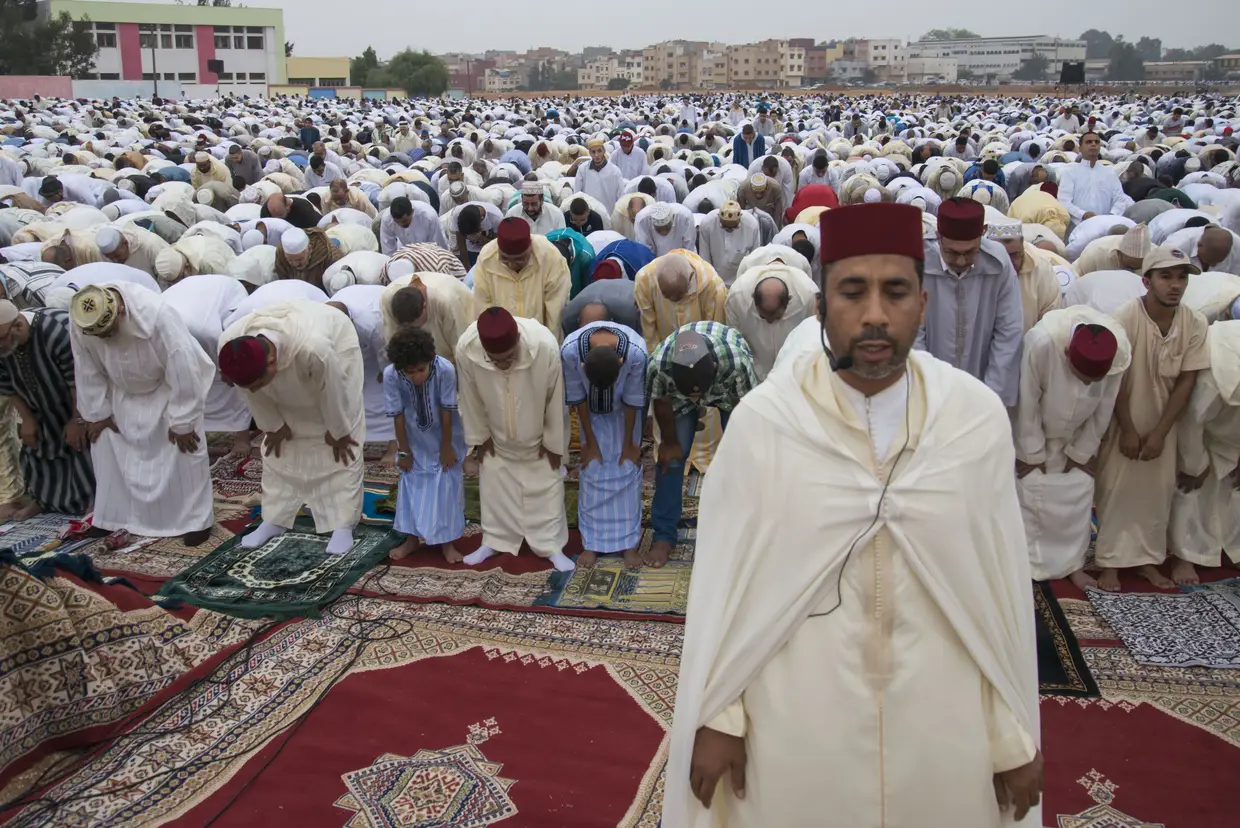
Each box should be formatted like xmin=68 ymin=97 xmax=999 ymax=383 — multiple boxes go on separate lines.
xmin=149 ymin=29 xmax=159 ymax=98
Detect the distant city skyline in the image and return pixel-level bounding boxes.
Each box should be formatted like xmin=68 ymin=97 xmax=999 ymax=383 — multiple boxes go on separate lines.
xmin=85 ymin=0 xmax=1229 ymax=59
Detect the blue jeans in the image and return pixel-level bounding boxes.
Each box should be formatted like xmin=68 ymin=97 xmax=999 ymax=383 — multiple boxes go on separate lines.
xmin=651 ymin=407 xmax=730 ymax=545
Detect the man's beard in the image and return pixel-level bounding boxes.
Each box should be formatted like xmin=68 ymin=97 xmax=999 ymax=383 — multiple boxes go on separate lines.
xmin=847 ymin=326 xmax=908 ymax=380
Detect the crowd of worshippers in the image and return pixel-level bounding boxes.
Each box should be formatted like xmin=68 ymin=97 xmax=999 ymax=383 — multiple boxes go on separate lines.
xmin=0 ymin=90 xmax=1237 ymax=584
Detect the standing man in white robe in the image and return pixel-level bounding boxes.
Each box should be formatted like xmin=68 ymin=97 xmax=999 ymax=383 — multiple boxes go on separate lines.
xmin=326 ymin=283 xmax=395 ymax=448
xmin=161 ymin=274 xmax=254 ymax=457
xmin=610 ymin=131 xmax=648 ymax=180
xmin=698 ymin=202 xmax=762 ymax=287
xmin=455 ymin=307 xmax=574 ymax=573
xmin=1057 ymin=132 xmax=1131 ymax=230
xmin=667 ymin=202 xmax=1041 ymax=828
xmin=69 ymin=283 xmax=216 ymax=544
xmin=1014 ymin=308 xmax=1131 ymax=588
xmin=507 ymin=180 xmax=565 ymax=237
xmin=1170 ymin=319 xmax=1240 ymax=569
xmin=724 ymin=262 xmax=820 ymax=380
xmin=218 ymin=300 xmax=364 ymax=556
xmin=574 ymin=138 xmax=626 ymax=214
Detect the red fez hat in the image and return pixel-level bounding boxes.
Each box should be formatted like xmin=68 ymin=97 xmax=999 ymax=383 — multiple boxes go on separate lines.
xmin=1040 ymin=181 xmax=1059 ymax=198
xmin=218 ymin=337 xmax=268 ymax=386
xmin=497 ymin=217 xmax=531 ymax=255
xmin=593 ymin=259 xmax=623 ymax=280
xmin=937 ymin=198 xmax=985 ymax=241
xmin=477 ymin=306 xmax=520 ymax=353
xmin=819 ymin=203 xmax=924 ymax=265
xmin=1068 ymin=324 xmax=1118 ymax=380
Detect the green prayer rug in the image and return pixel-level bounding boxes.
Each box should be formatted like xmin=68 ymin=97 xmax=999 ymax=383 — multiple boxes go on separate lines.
xmin=463 ymin=476 xmax=581 ymax=529
xmin=157 ymin=517 xmax=399 ymax=620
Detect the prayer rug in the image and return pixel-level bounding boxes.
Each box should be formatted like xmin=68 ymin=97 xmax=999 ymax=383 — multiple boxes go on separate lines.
xmin=0 ymin=514 xmax=80 ymax=560
xmin=156 ymin=518 xmax=400 ymax=620
xmin=1087 ymin=584 xmax=1240 ymax=669
xmin=0 ymin=554 xmax=259 ymax=783
xmin=535 ymin=529 xmax=696 ymax=617
xmin=464 ymin=475 xmax=581 ymax=529
xmin=209 ymin=454 xmax=263 ymax=500
xmin=0 ymin=601 xmax=679 ymax=828
xmin=1034 ymin=580 xmax=1100 ymax=698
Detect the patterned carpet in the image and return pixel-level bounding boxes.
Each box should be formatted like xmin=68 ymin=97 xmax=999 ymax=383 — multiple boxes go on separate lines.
xmin=0 ymin=439 xmax=1236 ymax=826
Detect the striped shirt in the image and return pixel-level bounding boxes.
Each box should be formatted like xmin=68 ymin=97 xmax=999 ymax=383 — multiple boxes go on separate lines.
xmin=645 ymin=321 xmax=758 ymax=415
xmin=0 ymin=262 xmax=65 ymax=310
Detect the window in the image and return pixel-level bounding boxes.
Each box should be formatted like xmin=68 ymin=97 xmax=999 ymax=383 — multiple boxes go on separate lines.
xmin=100 ymin=72 xmax=120 ymax=80
xmin=320 ymin=78 xmax=346 ymax=87
xmin=175 ymin=34 xmax=193 ymax=49
xmin=247 ymin=36 xmax=264 ymax=50
xmin=96 ymin=33 xmax=116 ymax=48
xmin=142 ymin=72 xmax=155 ymax=80
xmin=289 ymin=77 xmax=316 ymax=85
xmin=217 ymin=72 xmax=233 ymax=81
xmin=94 ymin=22 xmax=115 ymax=30
xmin=249 ymin=72 xmax=266 ymax=81
xmin=247 ymin=26 xmax=262 ymax=33
xmin=178 ymin=72 xmax=196 ymax=81
xmin=160 ymin=34 xmax=173 ymax=49
xmin=215 ymin=35 xmax=230 ymax=49
xmin=214 ymin=26 xmax=230 ymax=34
xmin=164 ymin=73 xmax=176 ymax=80
xmin=174 ymin=24 xmax=192 ymax=32
xmin=139 ymin=34 xmax=154 ymax=48
xmin=234 ymin=36 xmax=245 ymax=49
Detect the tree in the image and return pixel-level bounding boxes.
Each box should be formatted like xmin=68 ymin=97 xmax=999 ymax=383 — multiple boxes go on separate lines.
xmin=196 ymin=0 xmax=233 ymax=5
xmin=860 ymin=67 xmax=878 ymax=84
xmin=1013 ymin=54 xmax=1050 ymax=81
xmin=550 ymin=69 xmax=578 ymax=90
xmin=658 ymin=77 xmax=673 ymax=91
xmin=1079 ymin=29 xmax=1115 ymax=60
xmin=921 ymin=29 xmax=979 ymax=41
xmin=607 ymin=76 xmax=630 ymax=90
xmin=0 ymin=4 xmax=99 ymax=78
xmin=284 ymin=41 xmax=294 ymax=58
xmin=1135 ymin=37 xmax=1162 ymax=61
xmin=385 ymin=49 xmax=449 ymax=96
xmin=957 ymin=68 xmax=976 ymax=81
xmin=1107 ymin=41 xmax=1145 ymax=82
xmin=350 ymin=46 xmax=381 ymax=88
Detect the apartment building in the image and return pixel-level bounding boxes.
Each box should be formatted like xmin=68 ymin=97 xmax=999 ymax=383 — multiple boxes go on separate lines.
xmin=856 ymin=38 xmax=906 ymax=82
xmin=908 ymin=35 xmax=1086 ymax=81
xmin=483 ymin=68 xmax=520 ymax=93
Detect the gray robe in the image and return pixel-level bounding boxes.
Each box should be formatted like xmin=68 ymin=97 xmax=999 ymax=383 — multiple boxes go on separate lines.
xmin=915 ymin=238 xmax=1024 ymax=406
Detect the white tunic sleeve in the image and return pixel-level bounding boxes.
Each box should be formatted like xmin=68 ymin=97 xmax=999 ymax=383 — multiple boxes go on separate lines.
xmin=69 ymin=330 xmax=112 ymax=421
xmin=456 ymin=356 xmax=491 ymax=448
xmin=982 ymin=681 xmax=1037 ymax=774
xmin=1013 ymin=333 xmax=1048 ymax=464
xmin=705 ymin=699 xmax=747 ymax=738
xmin=314 ymin=348 xmax=354 ymax=440
xmin=1065 ymin=373 xmax=1122 ymax=465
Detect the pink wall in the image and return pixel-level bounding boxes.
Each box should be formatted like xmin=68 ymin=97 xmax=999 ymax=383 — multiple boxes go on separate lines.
xmin=196 ymin=26 xmax=218 ymax=84
xmin=0 ymin=76 xmax=73 ymax=99
xmin=119 ymin=23 xmax=143 ymax=81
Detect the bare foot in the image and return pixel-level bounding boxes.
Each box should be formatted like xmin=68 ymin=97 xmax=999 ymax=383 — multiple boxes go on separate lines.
xmin=380 ymin=440 xmax=398 ymax=466
xmin=1170 ymin=558 xmax=1200 ymax=586
xmin=1068 ymin=569 xmax=1098 ymax=591
xmin=1096 ymin=568 xmax=1121 ymax=592
xmin=390 ymin=535 xmax=421 ymax=560
xmin=1137 ymin=564 xmax=1176 ymax=589
xmin=0 ymin=499 xmax=27 ymax=521
xmin=623 ymin=547 xmax=644 ymax=570
xmin=646 ymin=540 xmax=672 ymax=569
xmin=577 ymin=550 xmax=598 ymax=569
xmin=11 ymin=500 xmax=42 ymax=521
xmin=229 ymin=431 xmax=253 ymax=458
xmin=441 ymin=543 xmax=464 ymax=564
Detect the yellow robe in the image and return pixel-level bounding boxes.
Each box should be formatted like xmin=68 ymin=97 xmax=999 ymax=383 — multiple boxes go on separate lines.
xmin=1094 ymin=298 xmax=1211 ymax=568
xmin=472 ymin=236 xmax=571 ymax=342
xmin=1017 ymin=244 xmax=1063 ymax=334
xmin=379 ymin=271 xmax=475 ymax=363
xmin=634 ymin=250 xmax=729 ymax=472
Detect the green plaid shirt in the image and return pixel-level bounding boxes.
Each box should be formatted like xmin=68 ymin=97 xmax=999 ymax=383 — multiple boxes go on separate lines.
xmin=646 ymin=321 xmax=758 ymax=415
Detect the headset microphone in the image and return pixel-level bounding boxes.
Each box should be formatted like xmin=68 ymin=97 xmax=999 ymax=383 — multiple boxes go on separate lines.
xmin=831 ymin=353 xmax=853 ymax=373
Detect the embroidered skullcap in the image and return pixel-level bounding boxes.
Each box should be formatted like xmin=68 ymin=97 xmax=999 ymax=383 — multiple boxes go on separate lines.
xmin=196 ymin=188 xmax=214 ymax=205
xmin=155 ymin=248 xmax=186 ymax=282
xmin=95 ymin=225 xmax=123 ymax=254
xmin=280 ymin=227 xmax=309 ymax=254
xmin=520 ymin=179 xmax=544 ymax=196
xmin=750 ymin=173 xmax=768 ymax=192
xmin=0 ymin=300 xmax=18 ymax=326
xmin=218 ymin=336 xmax=268 ymax=387
xmin=819 ymin=203 xmax=925 ymax=264
xmin=68 ymin=284 xmax=120 ymax=335
xmin=241 ymin=229 xmax=264 ymax=250
xmin=1118 ymin=223 xmax=1151 ymax=258
xmin=1068 ymin=324 xmax=1118 ymax=380
xmin=477 ymin=306 xmax=520 ymax=353
xmin=593 ymin=259 xmax=623 ymax=280
xmin=937 ymin=197 xmax=985 ymax=241
xmin=648 ymin=203 xmax=674 ymax=227
xmin=985 ymin=216 xmax=1023 ymax=240
xmin=496 ymin=217 xmax=531 ymax=255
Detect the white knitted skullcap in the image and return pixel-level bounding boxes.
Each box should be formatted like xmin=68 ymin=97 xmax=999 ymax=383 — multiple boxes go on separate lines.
xmin=195 ymin=188 xmax=214 ymax=204
xmin=387 ymin=259 xmax=416 ymax=281
xmin=154 ymin=248 xmax=186 ymax=282
xmin=263 ymin=160 xmax=280 ymax=174
xmin=280 ymin=227 xmax=309 ymax=254
xmin=241 ymin=229 xmax=264 ymax=250
xmin=648 ymin=202 xmax=673 ymax=226
xmin=939 ymin=171 xmax=957 ymax=190
xmin=324 ymin=266 xmax=356 ymax=295
xmin=863 ymin=188 xmax=882 ymax=203
xmin=95 ymin=225 xmax=123 ymax=254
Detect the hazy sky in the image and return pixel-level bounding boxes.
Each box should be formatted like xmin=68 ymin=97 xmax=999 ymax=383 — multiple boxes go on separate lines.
xmin=105 ymin=1 xmax=1229 ymax=60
